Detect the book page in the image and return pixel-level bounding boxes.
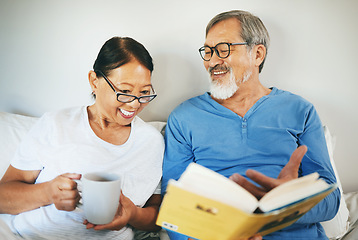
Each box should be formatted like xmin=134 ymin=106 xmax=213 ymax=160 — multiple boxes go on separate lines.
xmin=259 ymin=173 xmax=331 ymax=212
xmin=177 ymin=163 xmax=258 ymax=213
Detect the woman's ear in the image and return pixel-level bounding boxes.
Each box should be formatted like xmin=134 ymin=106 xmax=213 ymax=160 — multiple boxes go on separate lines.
xmin=254 ymin=44 xmax=266 ymax=69
xmin=88 ymin=70 xmax=99 ymax=93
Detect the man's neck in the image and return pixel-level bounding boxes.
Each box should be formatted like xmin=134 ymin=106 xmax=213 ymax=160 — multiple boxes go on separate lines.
xmin=213 ymin=80 xmax=271 ymax=117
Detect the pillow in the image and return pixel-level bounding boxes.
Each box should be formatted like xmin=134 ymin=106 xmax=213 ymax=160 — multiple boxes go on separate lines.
xmin=320 ymin=126 xmax=350 ymax=239
xmin=147 ymin=121 xmax=166 ymax=136
xmin=0 ymin=112 xmax=38 ymax=178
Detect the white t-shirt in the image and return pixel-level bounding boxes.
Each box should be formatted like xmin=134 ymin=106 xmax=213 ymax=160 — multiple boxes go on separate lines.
xmin=9 ymin=106 xmax=164 ymax=240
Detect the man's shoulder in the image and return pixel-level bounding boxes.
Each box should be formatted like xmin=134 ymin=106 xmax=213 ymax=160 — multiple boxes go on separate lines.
xmin=271 ymin=88 xmax=312 ymax=106
xmin=172 ymin=93 xmax=210 ymax=112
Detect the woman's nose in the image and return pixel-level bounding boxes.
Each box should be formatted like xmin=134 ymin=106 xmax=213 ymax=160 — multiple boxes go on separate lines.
xmin=126 ymin=98 xmax=141 ymax=109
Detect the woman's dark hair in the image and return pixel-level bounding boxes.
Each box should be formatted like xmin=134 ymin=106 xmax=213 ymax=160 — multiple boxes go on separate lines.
xmin=93 ymin=37 xmax=153 ymax=77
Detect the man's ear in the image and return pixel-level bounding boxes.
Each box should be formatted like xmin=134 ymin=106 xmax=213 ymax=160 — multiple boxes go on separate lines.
xmin=254 ymin=44 xmax=266 ymax=68
xmin=88 ymin=70 xmax=99 ymax=93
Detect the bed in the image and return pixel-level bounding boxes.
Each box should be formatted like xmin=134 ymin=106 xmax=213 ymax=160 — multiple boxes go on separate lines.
xmin=0 ymin=111 xmax=357 ymax=240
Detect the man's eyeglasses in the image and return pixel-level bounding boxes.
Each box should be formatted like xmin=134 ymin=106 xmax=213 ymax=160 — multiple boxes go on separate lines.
xmin=97 ymin=71 xmax=157 ymax=104
xmin=198 ymin=42 xmax=248 ymax=61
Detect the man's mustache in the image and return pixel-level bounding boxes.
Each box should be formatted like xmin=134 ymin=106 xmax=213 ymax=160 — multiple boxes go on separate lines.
xmin=208 ymin=64 xmax=230 ymax=74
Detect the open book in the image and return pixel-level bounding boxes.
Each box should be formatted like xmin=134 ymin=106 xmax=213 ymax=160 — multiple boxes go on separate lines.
xmin=156 ymin=163 xmax=336 ymax=240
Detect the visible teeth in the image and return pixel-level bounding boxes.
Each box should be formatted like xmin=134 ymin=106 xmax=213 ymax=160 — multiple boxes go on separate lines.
xmin=120 ymin=109 xmax=134 ymax=116
xmin=213 ymin=71 xmax=226 ymax=75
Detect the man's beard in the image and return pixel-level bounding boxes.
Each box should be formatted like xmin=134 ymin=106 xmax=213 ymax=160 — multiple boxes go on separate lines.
xmin=208 ymin=66 xmax=252 ymax=100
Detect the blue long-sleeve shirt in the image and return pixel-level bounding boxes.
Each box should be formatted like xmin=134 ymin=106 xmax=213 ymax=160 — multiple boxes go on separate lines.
xmin=162 ymin=88 xmax=340 ymax=240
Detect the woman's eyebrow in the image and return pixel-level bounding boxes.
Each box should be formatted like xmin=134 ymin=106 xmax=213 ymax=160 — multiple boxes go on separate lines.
xmin=115 ymin=82 xmax=152 ymax=89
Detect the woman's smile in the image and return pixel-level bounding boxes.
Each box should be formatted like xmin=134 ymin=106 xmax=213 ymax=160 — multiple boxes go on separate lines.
xmin=119 ymin=108 xmax=136 ymax=119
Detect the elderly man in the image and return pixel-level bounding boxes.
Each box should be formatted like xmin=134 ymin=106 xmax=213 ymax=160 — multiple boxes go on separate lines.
xmin=162 ymin=10 xmax=340 ymax=240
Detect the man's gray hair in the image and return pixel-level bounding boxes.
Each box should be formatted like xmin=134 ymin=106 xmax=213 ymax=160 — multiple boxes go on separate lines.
xmin=206 ymin=10 xmax=270 ymax=73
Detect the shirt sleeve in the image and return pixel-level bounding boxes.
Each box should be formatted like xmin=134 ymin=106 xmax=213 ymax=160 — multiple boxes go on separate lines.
xmin=11 ymin=115 xmax=48 ymax=171
xmin=295 ymin=105 xmax=340 ymax=223
xmin=153 ymin=180 xmax=161 ymax=195
xmin=161 ymin=113 xmax=194 ymax=195
xmin=160 ymin=113 xmax=196 ymax=239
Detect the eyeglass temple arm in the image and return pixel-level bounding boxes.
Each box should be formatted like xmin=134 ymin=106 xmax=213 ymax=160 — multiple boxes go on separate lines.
xmin=97 ymin=70 xmax=117 ymax=93
xmin=230 ymin=42 xmax=248 ymax=46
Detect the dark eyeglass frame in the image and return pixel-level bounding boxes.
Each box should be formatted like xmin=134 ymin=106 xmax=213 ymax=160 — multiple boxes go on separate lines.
xmin=198 ymin=42 xmax=248 ymax=61
xmin=97 ymin=71 xmax=157 ymax=104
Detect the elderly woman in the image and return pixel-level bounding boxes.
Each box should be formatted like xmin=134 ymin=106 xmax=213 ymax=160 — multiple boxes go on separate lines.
xmin=0 ymin=37 xmax=164 ymax=239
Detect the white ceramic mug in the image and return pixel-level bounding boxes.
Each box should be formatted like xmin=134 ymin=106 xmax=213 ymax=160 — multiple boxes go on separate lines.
xmin=78 ymin=172 xmax=121 ymax=225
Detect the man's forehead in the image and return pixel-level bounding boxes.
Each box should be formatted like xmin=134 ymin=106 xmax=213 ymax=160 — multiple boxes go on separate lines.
xmin=204 ymin=19 xmax=243 ymax=46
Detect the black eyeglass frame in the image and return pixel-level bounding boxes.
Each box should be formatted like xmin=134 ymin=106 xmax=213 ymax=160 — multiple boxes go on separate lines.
xmin=97 ymin=71 xmax=157 ymax=104
xmin=198 ymin=42 xmax=248 ymax=61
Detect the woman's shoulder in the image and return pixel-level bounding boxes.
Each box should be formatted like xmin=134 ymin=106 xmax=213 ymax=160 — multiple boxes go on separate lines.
xmin=132 ymin=117 xmax=165 ymax=139
xmin=37 ymin=106 xmax=85 ymax=125
xmin=33 ymin=106 xmax=87 ymax=133
xmin=41 ymin=106 xmax=85 ymax=119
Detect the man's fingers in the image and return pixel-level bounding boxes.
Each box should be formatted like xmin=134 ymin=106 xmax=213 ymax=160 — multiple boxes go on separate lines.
xmin=229 ymin=146 xmax=308 ymax=202
xmin=286 ymin=145 xmax=307 ymax=170
xmin=249 ymin=234 xmax=262 ymax=240
xmin=230 ymin=173 xmax=266 ymax=199
xmin=246 ymin=169 xmax=279 ymax=191
xmin=279 ymin=145 xmax=307 ymax=179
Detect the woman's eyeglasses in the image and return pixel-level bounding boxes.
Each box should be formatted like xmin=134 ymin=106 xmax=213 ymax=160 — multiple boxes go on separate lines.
xmin=98 ymin=71 xmax=157 ymax=104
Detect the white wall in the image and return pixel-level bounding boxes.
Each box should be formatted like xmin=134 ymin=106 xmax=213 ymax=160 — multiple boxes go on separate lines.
xmin=1 ymin=0 xmax=357 ymax=192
